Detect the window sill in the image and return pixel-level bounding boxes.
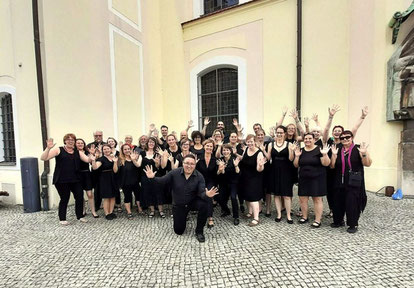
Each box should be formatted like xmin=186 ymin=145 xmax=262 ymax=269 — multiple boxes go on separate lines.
xmin=0 ymin=162 xmax=16 ymax=166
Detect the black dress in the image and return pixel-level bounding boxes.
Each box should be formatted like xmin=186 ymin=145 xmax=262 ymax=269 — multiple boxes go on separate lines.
xmin=140 ymin=151 xmax=163 ymax=207
xmin=298 ymin=147 xmax=327 ymax=197
xmin=286 ymin=138 xmax=298 ymax=184
xmin=190 ymin=146 xmax=204 ymax=158
xmin=119 ymin=160 xmax=140 ymax=203
xmin=196 ymin=154 xmax=218 ymax=218
xmin=79 ymin=155 xmax=93 ymax=191
xmin=96 ymin=156 xmax=119 ymax=199
xmin=239 ymin=149 xmax=263 ymax=202
xmin=268 ymin=142 xmax=294 ymax=196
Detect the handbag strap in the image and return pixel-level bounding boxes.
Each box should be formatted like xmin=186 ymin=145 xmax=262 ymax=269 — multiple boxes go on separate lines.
xmin=341 ymin=144 xmax=354 ymax=176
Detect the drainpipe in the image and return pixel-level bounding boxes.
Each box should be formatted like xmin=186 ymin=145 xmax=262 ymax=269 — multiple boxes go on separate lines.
xmin=296 ymin=0 xmax=302 ymax=119
xmin=32 ymin=0 xmax=49 ymax=211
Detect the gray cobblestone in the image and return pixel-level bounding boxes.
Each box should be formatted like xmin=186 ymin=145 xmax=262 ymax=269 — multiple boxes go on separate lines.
xmin=0 ymin=192 xmax=413 ymax=287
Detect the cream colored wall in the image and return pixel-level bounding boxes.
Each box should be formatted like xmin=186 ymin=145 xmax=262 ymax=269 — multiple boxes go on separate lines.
xmin=112 ymin=0 xmax=140 ymax=26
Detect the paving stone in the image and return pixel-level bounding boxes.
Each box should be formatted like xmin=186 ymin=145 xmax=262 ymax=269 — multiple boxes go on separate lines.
xmin=0 ymin=192 xmax=413 ymax=287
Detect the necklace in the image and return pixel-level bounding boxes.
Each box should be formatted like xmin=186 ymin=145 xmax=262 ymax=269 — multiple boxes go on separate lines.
xmin=275 ymin=141 xmax=284 ymax=148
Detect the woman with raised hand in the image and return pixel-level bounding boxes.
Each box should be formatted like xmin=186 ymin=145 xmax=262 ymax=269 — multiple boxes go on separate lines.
xmin=75 ymin=138 xmax=99 ymax=218
xmin=190 ymin=131 xmax=205 ymax=157
xmin=217 ymin=144 xmax=241 ymax=225
xmin=293 ymin=133 xmax=330 ymax=228
xmin=139 ymin=137 xmax=164 ymax=218
xmin=329 ymin=131 xmax=371 ymax=233
xmin=41 ymin=134 xmax=90 ymax=225
xmin=90 ymin=144 xmax=119 ymax=220
xmin=239 ymin=134 xmax=266 ymax=227
xmin=266 ymin=126 xmax=295 ymax=224
xmin=107 ymin=136 xmax=121 ymax=212
xmin=196 ymin=139 xmax=218 ymax=228
xmin=118 ymin=144 xmax=142 ymax=219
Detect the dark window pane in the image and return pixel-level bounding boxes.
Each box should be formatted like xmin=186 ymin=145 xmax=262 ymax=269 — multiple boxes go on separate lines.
xmin=218 ymin=91 xmax=238 ymax=115
xmin=201 ymin=94 xmax=217 ymax=116
xmin=219 ymin=115 xmax=238 ymax=134
xmin=200 ymin=70 xmax=216 ymax=94
xmin=1 ymin=94 xmax=16 ymax=163
xmin=218 ymin=68 xmax=238 ymax=91
xmin=224 ymin=0 xmax=239 ymax=7
xmin=204 ymin=0 xmax=238 ymax=15
xmin=200 ymin=116 xmax=218 ymax=136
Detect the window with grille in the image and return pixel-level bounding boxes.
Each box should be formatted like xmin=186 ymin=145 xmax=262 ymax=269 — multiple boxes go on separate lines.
xmin=204 ymin=0 xmax=239 ymax=15
xmin=198 ymin=67 xmax=238 ymax=136
xmin=0 ymin=93 xmax=16 ymax=164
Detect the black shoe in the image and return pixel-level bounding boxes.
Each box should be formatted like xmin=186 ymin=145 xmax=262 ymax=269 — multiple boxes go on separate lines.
xmin=233 ymin=218 xmax=240 ymax=226
xmin=240 ymin=206 xmax=245 ymax=213
xmin=105 ymin=214 xmax=114 ymax=220
xmin=275 ymin=217 xmax=282 ymax=222
xmin=221 ymin=211 xmax=231 ymax=218
xmin=265 ymin=213 xmax=271 ymax=218
xmin=287 ymin=219 xmax=294 ymax=224
xmin=92 ymin=214 xmax=99 ymax=218
xmin=196 ymin=233 xmax=205 ymax=243
xmin=110 ymin=213 xmax=117 ymax=219
xmin=298 ymin=218 xmax=308 ymax=224
xmin=347 ymin=226 xmax=358 ymax=233
xmin=330 ymin=222 xmax=345 ymax=228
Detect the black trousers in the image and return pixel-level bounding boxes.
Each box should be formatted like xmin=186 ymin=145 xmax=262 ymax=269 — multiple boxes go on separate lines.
xmin=55 ymin=182 xmax=84 ymax=221
xmin=173 ymin=198 xmax=208 ymax=235
xmin=94 ymin=184 xmax=102 ymax=211
xmin=219 ymin=183 xmax=239 ymax=219
xmin=123 ymin=184 xmax=140 ymax=204
xmin=332 ymin=186 xmax=361 ymax=228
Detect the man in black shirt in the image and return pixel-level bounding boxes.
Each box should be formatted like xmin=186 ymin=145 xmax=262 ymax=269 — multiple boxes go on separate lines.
xmin=87 ymin=130 xmax=106 ymax=148
xmin=143 ymin=154 xmax=218 ymax=242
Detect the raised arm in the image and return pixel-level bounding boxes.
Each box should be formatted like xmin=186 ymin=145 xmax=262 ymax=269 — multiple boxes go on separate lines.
xmin=293 ymin=146 xmax=302 ymax=168
xmin=357 ymin=142 xmax=372 ymax=167
xmin=256 ymin=152 xmax=267 ymax=172
xmin=201 ymin=117 xmax=210 ymax=136
xmin=40 ymin=138 xmax=60 ymax=161
xmin=276 ymin=107 xmax=288 ymax=127
xmin=329 ymin=144 xmax=338 ymax=169
xmin=351 ymin=106 xmax=368 ymax=138
xmin=186 ymin=120 xmax=194 ymax=133
xmin=322 ymin=104 xmax=340 ymax=144
xmin=319 ymin=144 xmax=331 ymax=167
xmin=290 ymin=109 xmax=305 ymax=139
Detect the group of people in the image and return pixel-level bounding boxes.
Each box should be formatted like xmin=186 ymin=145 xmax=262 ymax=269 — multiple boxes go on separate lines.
xmin=40 ymin=105 xmax=372 ymax=242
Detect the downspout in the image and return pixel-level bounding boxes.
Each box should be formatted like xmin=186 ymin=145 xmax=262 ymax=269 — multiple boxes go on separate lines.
xmin=296 ymin=0 xmax=302 ymax=119
xmin=32 ymin=0 xmax=49 ymax=211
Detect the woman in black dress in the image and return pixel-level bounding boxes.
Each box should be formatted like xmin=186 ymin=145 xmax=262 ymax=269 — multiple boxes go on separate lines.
xmin=138 ymin=137 xmax=164 ymax=218
xmin=174 ymin=139 xmax=191 ymax=168
xmin=217 ymin=144 xmax=241 ymax=225
xmin=41 ymin=134 xmax=90 ymax=225
xmin=91 ymin=144 xmax=119 ymax=220
xmin=75 ymin=138 xmax=98 ymax=218
xmin=107 ymin=137 xmax=121 ymax=212
xmin=293 ymin=133 xmax=330 ymax=228
xmin=239 ymin=134 xmax=266 ymax=226
xmin=266 ymin=126 xmax=295 ymax=224
xmin=196 ymin=139 xmax=218 ymax=228
xmin=118 ymin=144 xmax=141 ymax=219
xmin=329 ymin=130 xmax=371 ymax=233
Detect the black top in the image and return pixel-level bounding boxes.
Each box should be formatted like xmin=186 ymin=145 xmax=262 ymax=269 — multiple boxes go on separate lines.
xmin=53 ymin=147 xmax=81 ymax=184
xmin=196 ymin=154 xmax=218 ymax=188
xmin=87 ymin=141 xmax=106 ymax=149
xmin=119 ymin=160 xmax=139 ymax=187
xmin=298 ymin=147 xmax=324 ymax=178
xmin=152 ymin=168 xmax=208 ymax=205
xmin=189 ymin=146 xmax=204 ymax=158
xmin=217 ymin=156 xmax=239 ymax=184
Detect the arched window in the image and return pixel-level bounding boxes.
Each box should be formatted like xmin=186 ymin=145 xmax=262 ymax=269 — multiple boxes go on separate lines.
xmin=0 ymin=92 xmax=16 ymax=164
xmin=204 ymin=0 xmax=239 ymax=15
xmin=198 ymin=67 xmax=238 ymax=136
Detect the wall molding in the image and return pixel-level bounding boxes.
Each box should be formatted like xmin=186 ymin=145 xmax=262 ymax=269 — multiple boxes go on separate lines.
xmin=108 ymin=0 xmax=142 ymax=32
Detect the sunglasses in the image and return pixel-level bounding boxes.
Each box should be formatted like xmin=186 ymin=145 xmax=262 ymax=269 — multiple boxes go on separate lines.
xmin=340 ymin=136 xmax=352 ymax=140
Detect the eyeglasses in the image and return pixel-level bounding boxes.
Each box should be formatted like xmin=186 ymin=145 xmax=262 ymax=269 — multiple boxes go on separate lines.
xmin=276 ymin=132 xmax=285 ymax=135
xmin=95 ymin=135 xmax=103 ymax=137
xmin=340 ymin=136 xmax=352 ymax=140
xmin=183 ymin=162 xmax=195 ymax=166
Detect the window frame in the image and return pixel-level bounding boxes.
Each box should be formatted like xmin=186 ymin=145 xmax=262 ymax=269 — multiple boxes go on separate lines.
xmin=0 ymin=86 xmax=19 ymax=169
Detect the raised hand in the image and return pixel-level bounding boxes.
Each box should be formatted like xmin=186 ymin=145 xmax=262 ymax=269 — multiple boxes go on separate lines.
xmin=288 ymin=142 xmax=297 ymax=151
xmin=269 ymin=126 xmax=276 ymax=138
xmin=232 ymin=118 xmax=239 ymax=127
xmin=149 ymin=123 xmax=156 ymax=132
xmin=143 ymin=165 xmax=157 ymax=178
xmin=152 ymin=129 xmax=159 ymax=137
xmin=216 ymin=159 xmax=226 ymax=171
xmin=156 ymin=147 xmax=163 ymax=155
xmin=258 ymin=154 xmax=267 ymax=166
xmin=233 ymin=157 xmax=240 ymax=167
xmin=130 ymin=151 xmax=139 ymax=161
xmin=361 ymin=106 xmax=369 ymax=118
xmin=204 ymin=117 xmax=210 ymax=126
xmin=154 ymin=154 xmax=161 ymax=166
xmin=331 ymin=144 xmax=338 ymax=156
xmin=282 ymin=106 xmax=288 ymax=116
xmin=320 ymin=144 xmax=330 ymax=155
xmin=187 ymin=120 xmax=194 ymax=129
xmin=112 ymin=156 xmax=118 ymax=163
xmin=294 ymin=146 xmax=302 ymax=157
xmin=168 ymin=153 xmax=174 ymax=162
xmin=357 ymin=142 xmax=369 ymax=154
xmin=46 ymin=138 xmax=56 ymax=149
xmin=329 ymin=104 xmax=341 ymax=117
xmin=119 ymin=141 xmax=124 ymax=147
xmin=206 ymin=186 xmax=219 ymax=198
xmin=171 ymin=131 xmax=177 ymax=138
xmin=89 ymin=153 xmax=96 ymax=161
xmin=311 ymin=113 xmax=319 ymax=123
xmin=217 ymin=140 xmax=223 ymax=146
xmin=289 ymin=109 xmax=298 ymax=119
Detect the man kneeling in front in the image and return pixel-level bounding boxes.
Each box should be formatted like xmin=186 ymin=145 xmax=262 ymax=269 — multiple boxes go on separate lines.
xmin=143 ymin=154 xmax=218 ymax=242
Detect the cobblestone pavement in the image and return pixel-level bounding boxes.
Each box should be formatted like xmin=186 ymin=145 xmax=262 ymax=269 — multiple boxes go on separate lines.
xmin=1 ymin=191 xmax=413 ymax=288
